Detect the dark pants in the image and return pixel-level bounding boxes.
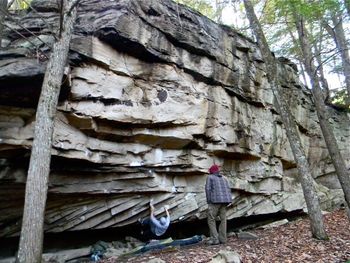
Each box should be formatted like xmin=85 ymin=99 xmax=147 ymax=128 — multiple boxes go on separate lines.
xmin=140 ymin=218 xmax=158 ymax=241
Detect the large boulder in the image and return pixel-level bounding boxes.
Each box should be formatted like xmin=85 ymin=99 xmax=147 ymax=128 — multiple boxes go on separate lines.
xmin=0 ymin=0 xmax=348 ymax=238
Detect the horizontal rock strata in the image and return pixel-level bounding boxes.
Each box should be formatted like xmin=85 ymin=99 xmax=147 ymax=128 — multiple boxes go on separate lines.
xmin=0 ymin=0 xmax=349 ymax=238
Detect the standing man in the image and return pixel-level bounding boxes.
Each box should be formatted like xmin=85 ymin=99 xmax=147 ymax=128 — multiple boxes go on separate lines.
xmin=205 ymin=164 xmax=232 ymax=245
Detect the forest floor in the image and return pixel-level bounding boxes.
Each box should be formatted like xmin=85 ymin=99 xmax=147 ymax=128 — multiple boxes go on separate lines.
xmin=102 ymin=209 xmax=350 ymax=263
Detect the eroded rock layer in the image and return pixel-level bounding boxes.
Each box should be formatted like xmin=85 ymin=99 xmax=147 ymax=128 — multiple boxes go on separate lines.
xmin=0 ymin=0 xmax=349 ymax=238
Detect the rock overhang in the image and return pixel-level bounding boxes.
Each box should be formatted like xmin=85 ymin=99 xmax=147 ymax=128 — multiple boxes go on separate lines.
xmin=0 ymin=0 xmax=348 ymax=238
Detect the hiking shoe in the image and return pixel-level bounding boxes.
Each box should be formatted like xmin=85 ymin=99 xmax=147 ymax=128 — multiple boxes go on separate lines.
xmin=207 ymin=240 xmax=220 ymax=245
xmin=219 ymin=239 xmax=227 ymax=244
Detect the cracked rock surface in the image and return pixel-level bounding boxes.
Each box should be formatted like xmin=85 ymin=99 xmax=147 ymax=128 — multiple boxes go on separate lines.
xmin=0 ymin=0 xmax=349 ymax=238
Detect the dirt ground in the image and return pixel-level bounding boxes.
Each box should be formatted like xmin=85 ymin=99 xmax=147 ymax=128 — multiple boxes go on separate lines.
xmin=102 ymin=209 xmax=350 ymax=263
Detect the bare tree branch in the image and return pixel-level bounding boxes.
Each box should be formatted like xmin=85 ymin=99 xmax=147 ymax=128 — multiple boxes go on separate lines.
xmin=68 ymin=0 xmax=80 ymax=15
xmin=2 ymin=22 xmax=49 ymax=59
xmin=0 ymin=7 xmax=52 ymax=50
xmin=21 ymin=0 xmax=58 ymax=39
xmin=59 ymin=0 xmax=63 ymax=38
xmin=7 ymin=0 xmax=15 ymax=9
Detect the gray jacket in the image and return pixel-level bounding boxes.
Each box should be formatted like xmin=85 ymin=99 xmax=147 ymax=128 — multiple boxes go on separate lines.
xmin=150 ymin=214 xmax=170 ymax=236
xmin=205 ymin=173 xmax=232 ymax=204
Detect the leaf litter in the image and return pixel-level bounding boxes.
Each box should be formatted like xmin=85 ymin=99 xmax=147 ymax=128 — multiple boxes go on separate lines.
xmin=102 ymin=209 xmax=350 ymax=263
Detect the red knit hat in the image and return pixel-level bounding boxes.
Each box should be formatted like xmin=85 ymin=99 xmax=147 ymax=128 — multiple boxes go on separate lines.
xmin=209 ymin=164 xmax=220 ymax=174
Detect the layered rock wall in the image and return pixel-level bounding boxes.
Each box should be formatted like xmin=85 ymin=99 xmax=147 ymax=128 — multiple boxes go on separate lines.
xmin=0 ymin=0 xmax=349 ymax=238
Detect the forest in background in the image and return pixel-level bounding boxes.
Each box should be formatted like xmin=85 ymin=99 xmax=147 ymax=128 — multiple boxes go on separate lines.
xmin=175 ymin=0 xmax=350 ymax=108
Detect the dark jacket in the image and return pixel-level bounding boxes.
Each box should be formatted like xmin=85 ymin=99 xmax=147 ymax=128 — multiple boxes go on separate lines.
xmin=205 ymin=172 xmax=232 ymax=204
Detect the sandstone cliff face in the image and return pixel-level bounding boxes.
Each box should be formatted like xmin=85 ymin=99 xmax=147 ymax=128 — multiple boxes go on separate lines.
xmin=0 ymin=0 xmax=349 ymax=238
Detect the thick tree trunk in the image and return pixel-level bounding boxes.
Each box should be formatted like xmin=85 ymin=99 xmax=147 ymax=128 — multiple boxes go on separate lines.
xmin=324 ymin=15 xmax=350 ymax=103
xmin=295 ymin=15 xmax=350 ymax=221
xmin=15 ymin=1 xmax=78 ymax=263
xmin=0 ymin=0 xmax=7 ymax=49
xmin=331 ymin=16 xmax=350 ymax=103
xmin=243 ymin=0 xmax=328 ymax=240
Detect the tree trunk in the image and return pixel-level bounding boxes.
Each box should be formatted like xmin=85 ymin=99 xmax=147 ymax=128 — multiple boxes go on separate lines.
xmin=214 ymin=0 xmax=224 ymax=24
xmin=294 ymin=14 xmax=350 ymax=221
xmin=298 ymin=61 xmax=308 ymax=86
xmin=344 ymin=0 xmax=350 ymax=17
xmin=0 ymin=0 xmax=7 ymax=49
xmin=324 ymin=15 xmax=350 ymax=104
xmin=15 ymin=1 xmax=78 ymax=263
xmin=331 ymin=15 xmax=350 ymax=103
xmin=312 ymin=32 xmax=330 ymax=103
xmin=243 ymin=0 xmax=328 ymax=240
xmin=284 ymin=23 xmax=308 ymax=87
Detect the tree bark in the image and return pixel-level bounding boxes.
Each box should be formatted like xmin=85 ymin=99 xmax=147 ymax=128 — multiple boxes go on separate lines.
xmin=331 ymin=15 xmax=350 ymax=103
xmin=324 ymin=15 xmax=350 ymax=104
xmin=214 ymin=0 xmax=224 ymax=23
xmin=344 ymin=0 xmax=350 ymax=17
xmin=294 ymin=14 xmax=350 ymax=221
xmin=243 ymin=0 xmax=328 ymax=240
xmin=312 ymin=29 xmax=330 ymax=103
xmin=15 ymin=1 xmax=78 ymax=263
xmin=0 ymin=0 xmax=7 ymax=49
xmin=284 ymin=22 xmax=308 ymax=87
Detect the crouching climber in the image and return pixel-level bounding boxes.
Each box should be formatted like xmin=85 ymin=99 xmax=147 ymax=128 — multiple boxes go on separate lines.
xmin=139 ymin=202 xmax=170 ymax=241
